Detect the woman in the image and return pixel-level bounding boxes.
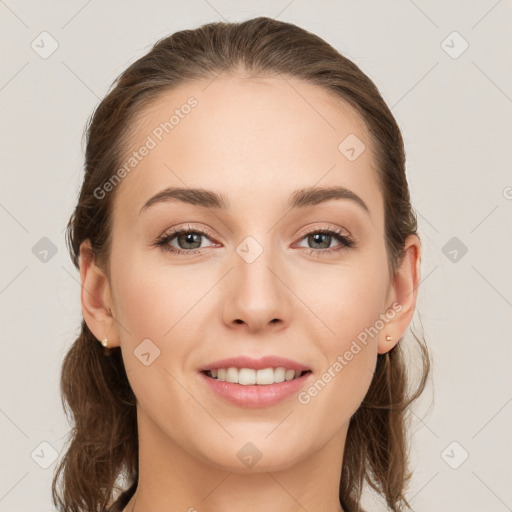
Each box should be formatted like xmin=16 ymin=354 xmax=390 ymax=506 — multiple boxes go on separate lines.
xmin=52 ymin=16 xmax=430 ymax=512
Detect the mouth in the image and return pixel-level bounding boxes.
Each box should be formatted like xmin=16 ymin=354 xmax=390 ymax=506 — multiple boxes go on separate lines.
xmin=202 ymin=368 xmax=313 ymax=386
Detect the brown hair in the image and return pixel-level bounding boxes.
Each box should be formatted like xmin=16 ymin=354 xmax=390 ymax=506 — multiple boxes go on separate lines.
xmin=53 ymin=16 xmax=430 ymax=512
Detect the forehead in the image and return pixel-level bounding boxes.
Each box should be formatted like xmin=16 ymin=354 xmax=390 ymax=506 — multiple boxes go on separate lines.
xmin=113 ymin=74 xmax=381 ymax=220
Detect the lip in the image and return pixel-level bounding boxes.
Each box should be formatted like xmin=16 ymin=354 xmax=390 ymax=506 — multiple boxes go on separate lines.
xmin=199 ymin=370 xmax=313 ymax=408
xmin=199 ymin=355 xmax=311 ymax=372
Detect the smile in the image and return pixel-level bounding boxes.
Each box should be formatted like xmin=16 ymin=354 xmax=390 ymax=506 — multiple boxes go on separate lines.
xmin=204 ymin=367 xmax=312 ymax=385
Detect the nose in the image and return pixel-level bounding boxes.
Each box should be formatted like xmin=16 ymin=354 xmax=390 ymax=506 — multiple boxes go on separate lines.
xmin=221 ymin=243 xmax=292 ymax=334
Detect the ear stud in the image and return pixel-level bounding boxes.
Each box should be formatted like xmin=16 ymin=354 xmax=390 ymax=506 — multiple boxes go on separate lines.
xmin=101 ymin=337 xmax=109 ymax=348
xmin=385 ymin=335 xmax=393 ymax=342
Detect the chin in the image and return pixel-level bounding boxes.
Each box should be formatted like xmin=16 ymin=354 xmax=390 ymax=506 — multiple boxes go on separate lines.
xmin=194 ymin=438 xmax=307 ymax=473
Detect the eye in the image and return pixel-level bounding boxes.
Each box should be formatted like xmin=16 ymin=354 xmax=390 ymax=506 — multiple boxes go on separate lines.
xmin=294 ymin=226 xmax=355 ymax=256
xmin=154 ymin=225 xmax=218 ymax=255
xmin=154 ymin=224 xmax=355 ymax=257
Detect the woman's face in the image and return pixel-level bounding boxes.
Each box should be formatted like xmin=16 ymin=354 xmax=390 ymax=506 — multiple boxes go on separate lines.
xmin=85 ymin=75 xmax=416 ymax=472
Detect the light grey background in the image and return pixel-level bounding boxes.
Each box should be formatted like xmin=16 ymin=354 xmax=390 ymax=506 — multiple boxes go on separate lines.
xmin=1 ymin=1 xmax=511 ymax=511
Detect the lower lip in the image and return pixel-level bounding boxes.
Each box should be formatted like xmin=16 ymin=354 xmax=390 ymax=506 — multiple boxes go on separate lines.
xmin=199 ymin=371 xmax=313 ymax=408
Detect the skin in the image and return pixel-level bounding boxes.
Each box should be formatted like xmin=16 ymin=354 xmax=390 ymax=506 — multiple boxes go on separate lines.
xmin=79 ymin=74 xmax=421 ymax=512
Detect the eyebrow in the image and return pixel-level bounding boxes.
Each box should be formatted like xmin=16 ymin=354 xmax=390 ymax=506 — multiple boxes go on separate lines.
xmin=139 ymin=185 xmax=370 ymax=216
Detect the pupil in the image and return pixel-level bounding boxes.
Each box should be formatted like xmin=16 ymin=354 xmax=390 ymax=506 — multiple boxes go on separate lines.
xmin=310 ymin=233 xmax=330 ymax=249
xmin=179 ymin=232 xmax=201 ymax=249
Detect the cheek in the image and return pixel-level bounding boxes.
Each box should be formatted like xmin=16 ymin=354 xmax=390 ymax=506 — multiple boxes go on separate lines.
xmin=111 ymin=250 xmax=208 ymax=342
xmin=293 ymin=250 xmax=389 ymax=406
xmin=293 ymin=253 xmax=390 ymax=342
xmin=295 ymin=266 xmax=387 ymax=434
xmin=110 ymin=256 xmax=206 ymax=423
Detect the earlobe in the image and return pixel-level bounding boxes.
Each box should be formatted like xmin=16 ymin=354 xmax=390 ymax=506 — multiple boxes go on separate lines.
xmin=377 ymin=234 xmax=422 ymax=355
xmin=79 ymin=239 xmax=119 ymax=348
xmin=377 ymin=333 xmax=398 ymax=355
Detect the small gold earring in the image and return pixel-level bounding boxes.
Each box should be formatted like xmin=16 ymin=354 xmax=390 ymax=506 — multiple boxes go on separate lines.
xmin=101 ymin=337 xmax=108 ymax=348
xmin=385 ymin=335 xmax=393 ymax=342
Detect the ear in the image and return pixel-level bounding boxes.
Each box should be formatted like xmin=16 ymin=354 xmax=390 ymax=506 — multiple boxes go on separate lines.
xmin=79 ymin=239 xmax=119 ymax=348
xmin=377 ymin=234 xmax=422 ymax=355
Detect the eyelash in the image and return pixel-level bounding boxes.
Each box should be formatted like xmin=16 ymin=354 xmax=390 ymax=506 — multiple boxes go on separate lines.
xmin=154 ymin=225 xmax=355 ymax=257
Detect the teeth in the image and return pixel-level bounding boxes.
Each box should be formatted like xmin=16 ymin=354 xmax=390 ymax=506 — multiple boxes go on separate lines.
xmin=206 ymin=367 xmax=305 ymax=385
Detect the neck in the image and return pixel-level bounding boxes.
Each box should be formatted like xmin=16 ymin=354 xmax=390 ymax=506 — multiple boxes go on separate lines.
xmin=122 ymin=408 xmax=347 ymax=512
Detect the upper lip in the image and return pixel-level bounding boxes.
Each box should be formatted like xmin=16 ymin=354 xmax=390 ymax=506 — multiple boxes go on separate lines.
xmin=200 ymin=356 xmax=311 ymax=372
